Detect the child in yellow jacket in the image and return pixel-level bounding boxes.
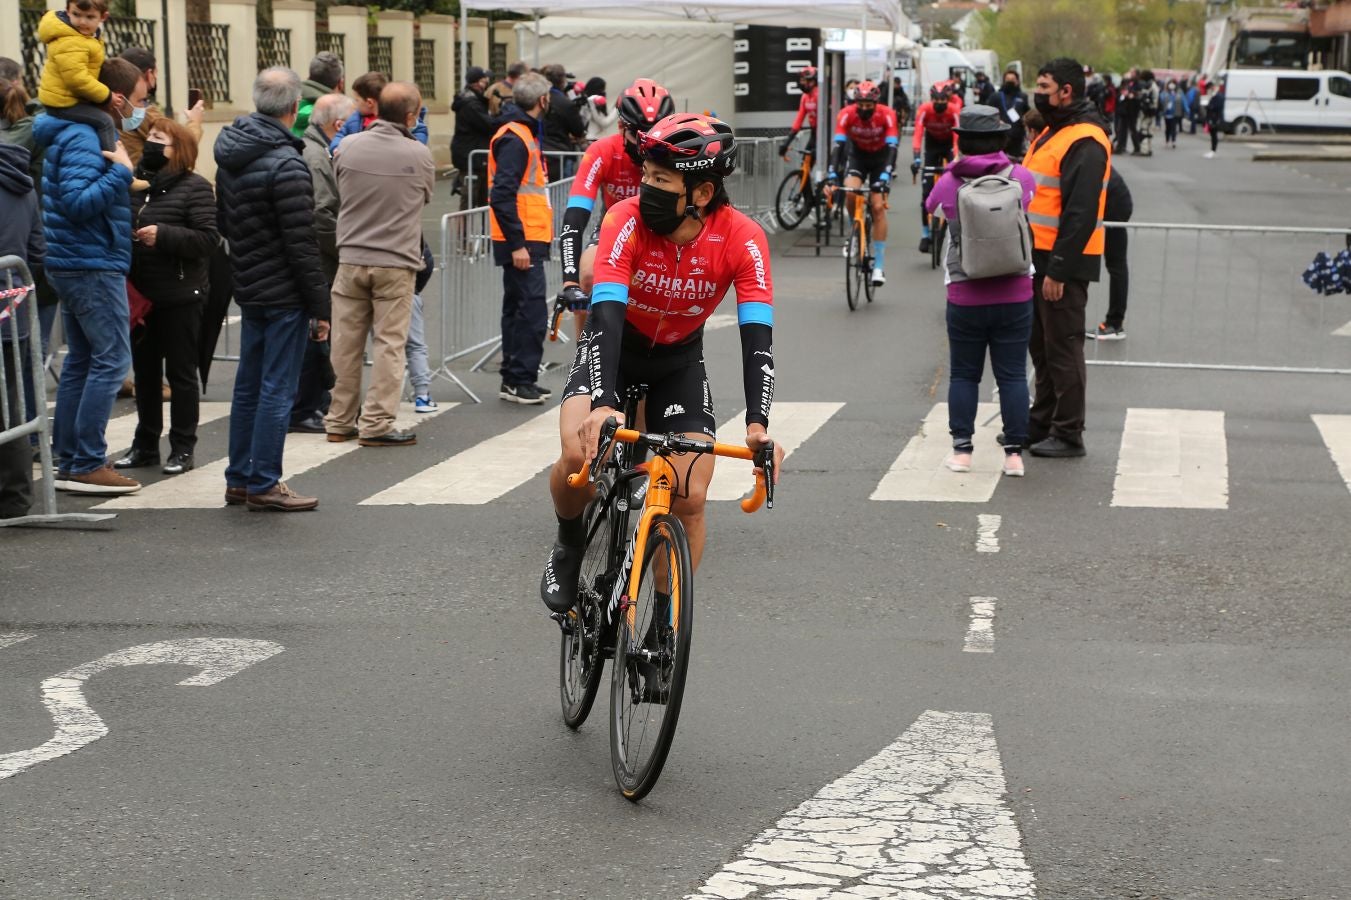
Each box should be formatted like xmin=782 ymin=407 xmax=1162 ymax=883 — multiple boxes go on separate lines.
xmin=37 ymin=0 xmax=119 ymax=151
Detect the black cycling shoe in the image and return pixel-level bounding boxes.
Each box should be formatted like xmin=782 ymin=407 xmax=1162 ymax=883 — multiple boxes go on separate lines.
xmin=918 ymin=236 xmax=933 ymax=254
xmin=540 ymin=541 xmax=585 ymax=614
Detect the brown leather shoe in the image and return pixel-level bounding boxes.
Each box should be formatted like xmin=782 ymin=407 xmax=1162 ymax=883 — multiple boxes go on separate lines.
xmin=326 ymin=431 xmax=357 ymax=443
xmin=245 ymin=482 xmax=318 ymax=512
xmin=225 ymin=486 xmax=247 ymax=506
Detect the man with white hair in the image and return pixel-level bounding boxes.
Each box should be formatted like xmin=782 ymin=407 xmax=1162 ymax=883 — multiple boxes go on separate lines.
xmin=214 ymin=66 xmax=331 ymax=511
xmin=288 ymin=90 xmax=354 ymax=434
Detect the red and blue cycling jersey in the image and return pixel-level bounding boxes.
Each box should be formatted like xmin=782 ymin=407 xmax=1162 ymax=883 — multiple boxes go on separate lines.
xmin=833 ymin=103 xmax=899 ymax=153
xmin=566 ymin=132 xmax=644 ymax=213
xmin=790 ymin=85 xmax=819 ymax=132
xmin=586 ymin=196 xmax=776 ymax=425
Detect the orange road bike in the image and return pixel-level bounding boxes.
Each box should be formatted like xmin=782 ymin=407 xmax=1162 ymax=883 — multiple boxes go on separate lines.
xmin=830 ymin=185 xmax=886 ymax=311
xmin=556 ymin=391 xmax=775 ymax=800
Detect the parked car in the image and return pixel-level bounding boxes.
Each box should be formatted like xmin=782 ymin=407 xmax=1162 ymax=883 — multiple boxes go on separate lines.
xmin=1220 ymin=68 xmax=1351 ymax=133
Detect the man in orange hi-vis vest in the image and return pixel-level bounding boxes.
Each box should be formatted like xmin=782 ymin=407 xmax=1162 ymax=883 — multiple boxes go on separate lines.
xmin=1022 ymin=57 xmax=1111 ymax=460
xmin=489 ymin=71 xmax=555 ymax=405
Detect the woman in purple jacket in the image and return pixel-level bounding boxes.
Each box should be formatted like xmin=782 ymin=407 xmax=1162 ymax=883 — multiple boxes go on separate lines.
xmin=924 ymin=106 xmax=1036 ymax=477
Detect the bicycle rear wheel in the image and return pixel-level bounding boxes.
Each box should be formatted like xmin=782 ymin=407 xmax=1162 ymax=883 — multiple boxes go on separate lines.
xmin=774 ymin=171 xmax=810 ymax=231
xmin=862 ymin=211 xmax=876 ymax=305
xmin=560 ymin=478 xmax=617 ymax=729
xmin=845 ymin=221 xmax=865 ymax=311
xmin=609 ymin=513 xmax=693 ymax=801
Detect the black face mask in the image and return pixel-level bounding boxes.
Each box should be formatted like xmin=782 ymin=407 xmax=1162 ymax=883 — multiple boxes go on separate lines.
xmin=1033 ymin=92 xmax=1055 ymax=117
xmin=639 ymin=183 xmax=685 ymax=236
xmin=140 ymin=140 xmax=169 ymax=173
xmin=1003 ymin=82 xmax=1018 ymax=93
xmin=933 ymin=102 xmax=948 ymax=114
xmin=857 ymin=107 xmax=874 ymax=121
xmin=624 ymin=134 xmax=642 ymax=166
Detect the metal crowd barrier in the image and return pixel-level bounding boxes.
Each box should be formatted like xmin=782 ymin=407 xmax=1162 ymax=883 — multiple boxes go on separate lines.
xmin=0 ymin=256 xmax=114 ymax=527
xmin=463 ymin=149 xmax=587 ymax=210
xmin=1087 ymin=223 xmax=1351 ymax=376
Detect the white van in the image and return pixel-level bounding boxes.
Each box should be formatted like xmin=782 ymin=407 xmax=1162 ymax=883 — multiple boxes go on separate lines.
xmin=1220 ymin=68 xmax=1351 ymax=133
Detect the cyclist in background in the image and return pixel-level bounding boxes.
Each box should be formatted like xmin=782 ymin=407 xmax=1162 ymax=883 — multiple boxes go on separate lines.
xmin=778 ymin=65 xmax=819 ymax=158
xmin=913 ymin=84 xmax=960 ymax=254
xmin=540 ymin=113 xmax=784 ymax=614
xmin=826 ymin=80 xmax=899 ymax=286
xmin=557 ymin=78 xmax=674 ymax=333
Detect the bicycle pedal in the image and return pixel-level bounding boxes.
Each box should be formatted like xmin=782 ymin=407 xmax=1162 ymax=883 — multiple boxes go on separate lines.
xmin=550 ymin=610 xmax=576 ymax=634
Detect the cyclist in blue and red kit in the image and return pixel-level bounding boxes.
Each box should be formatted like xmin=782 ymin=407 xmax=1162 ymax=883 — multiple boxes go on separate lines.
xmin=826 ymin=79 xmax=899 ymax=286
xmin=556 ymin=78 xmax=674 ymax=335
xmin=913 ymin=84 xmax=961 ymax=253
xmin=778 ymin=65 xmax=819 ymax=158
xmin=540 ymin=112 xmax=785 ymax=614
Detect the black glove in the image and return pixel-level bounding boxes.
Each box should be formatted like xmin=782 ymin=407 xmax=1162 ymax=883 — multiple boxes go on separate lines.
xmin=909 ymin=158 xmax=921 ymax=177
xmin=558 ymin=284 xmax=589 ymax=311
xmin=779 ymin=140 xmax=792 ymax=156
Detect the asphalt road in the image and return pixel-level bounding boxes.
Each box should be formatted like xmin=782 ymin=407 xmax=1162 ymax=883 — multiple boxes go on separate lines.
xmin=2 ymin=126 xmax=1350 ymax=900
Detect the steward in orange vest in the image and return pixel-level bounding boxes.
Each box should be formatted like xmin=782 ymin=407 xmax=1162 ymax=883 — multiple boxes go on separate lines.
xmin=1023 ymin=95 xmax=1111 ymax=284
xmin=489 ymin=104 xmax=554 ymax=267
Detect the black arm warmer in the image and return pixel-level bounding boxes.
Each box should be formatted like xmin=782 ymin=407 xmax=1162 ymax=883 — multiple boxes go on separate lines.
xmin=739 ymin=323 xmax=774 ymax=428
xmin=559 ymin=205 xmax=591 ymax=284
xmin=830 ymin=140 xmax=848 ymax=176
xmin=586 ymin=299 xmax=628 ymax=412
xmin=884 ymin=141 xmax=899 ymax=176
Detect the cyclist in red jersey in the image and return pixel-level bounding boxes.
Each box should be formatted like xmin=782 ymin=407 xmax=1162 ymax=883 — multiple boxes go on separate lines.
xmin=778 ymin=65 xmax=819 ymax=157
xmin=540 ymin=113 xmax=785 ymax=614
xmin=557 ymin=78 xmax=674 ymax=334
xmin=912 ymin=84 xmax=961 ymax=253
xmin=825 ymin=80 xmax=899 ymax=286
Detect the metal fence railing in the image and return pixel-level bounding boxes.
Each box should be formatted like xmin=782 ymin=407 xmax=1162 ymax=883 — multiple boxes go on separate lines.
xmin=414 ymin=38 xmax=436 ymax=100
xmin=316 ymin=31 xmax=345 ymax=64
xmin=1087 ymin=223 xmax=1351 ymax=376
xmin=186 ymin=22 xmax=230 ymax=105
xmin=432 ymin=178 xmax=576 ymax=402
xmin=19 ymin=7 xmax=42 ymax=96
xmin=463 ymin=149 xmax=585 ymax=211
xmin=0 ymin=257 xmax=113 ymax=527
xmin=257 ymin=26 xmax=292 ymax=72
xmin=368 ymin=36 xmax=394 ymax=78
xmin=103 ymin=15 xmax=157 ymax=58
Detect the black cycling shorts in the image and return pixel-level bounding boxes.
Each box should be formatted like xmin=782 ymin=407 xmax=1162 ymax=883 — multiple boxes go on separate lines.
xmin=562 ymin=326 xmax=717 ymax=439
xmin=846 ymin=147 xmax=891 ymax=184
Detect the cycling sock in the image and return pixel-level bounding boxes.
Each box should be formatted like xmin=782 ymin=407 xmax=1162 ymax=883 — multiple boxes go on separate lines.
xmin=872 ymin=241 xmax=886 ymax=268
xmin=557 ymin=512 xmax=585 ymax=547
xmin=921 ymin=224 xmax=931 ymax=239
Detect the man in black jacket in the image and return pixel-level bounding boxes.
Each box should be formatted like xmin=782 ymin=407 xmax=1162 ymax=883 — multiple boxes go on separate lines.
xmin=451 ymin=65 xmax=495 ymax=209
xmin=214 ymin=67 xmax=331 ymax=511
xmin=0 ymin=142 xmax=44 ymax=519
xmin=995 ymin=69 xmax=1030 ymax=159
xmin=1024 ymin=57 xmax=1111 ymax=459
xmin=539 ymin=64 xmax=585 ymax=181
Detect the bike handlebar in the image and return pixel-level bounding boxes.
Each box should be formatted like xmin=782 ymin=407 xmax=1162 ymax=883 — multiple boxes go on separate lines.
xmin=566 ymin=417 xmax=775 ymax=512
xmin=550 ymin=289 xmax=590 ymax=342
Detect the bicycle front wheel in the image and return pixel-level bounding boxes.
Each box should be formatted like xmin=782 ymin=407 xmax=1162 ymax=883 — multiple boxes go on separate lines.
xmin=609 ymin=513 xmax=693 ymax=801
xmin=930 ymin=219 xmax=946 ymax=271
xmin=862 ymin=211 xmax=877 ymax=305
xmin=560 ymin=479 xmax=616 ymax=729
xmin=774 ymin=171 xmax=810 ymax=231
xmin=845 ymin=221 xmax=865 ymax=312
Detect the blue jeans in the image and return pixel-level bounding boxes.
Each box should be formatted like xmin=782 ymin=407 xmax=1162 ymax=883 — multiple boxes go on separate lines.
xmin=48 ymin=270 xmax=131 ymax=475
xmin=946 ymin=301 xmax=1033 ymax=452
xmin=406 ymin=292 xmax=431 ymax=395
xmin=226 ymin=306 xmax=308 ymax=494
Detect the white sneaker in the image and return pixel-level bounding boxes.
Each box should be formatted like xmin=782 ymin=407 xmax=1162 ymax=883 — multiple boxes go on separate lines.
xmin=1002 ymin=453 xmax=1025 ymax=477
xmin=945 ymin=452 xmax=972 ymax=473
xmin=1203 ymin=151 xmax=1215 ymax=159
xmin=871 ymin=268 xmax=886 ymax=286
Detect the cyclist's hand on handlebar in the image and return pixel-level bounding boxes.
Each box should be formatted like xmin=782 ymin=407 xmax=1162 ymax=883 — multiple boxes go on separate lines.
xmin=579 ymin=406 xmax=624 ymax=471
xmin=910 ymin=156 xmax=921 ymax=176
xmin=873 ymin=173 xmax=891 ymax=194
xmin=746 ymin=425 xmax=784 ymax=484
xmin=558 ymin=283 xmax=589 ymax=311
xmin=778 ymin=140 xmax=792 ymax=158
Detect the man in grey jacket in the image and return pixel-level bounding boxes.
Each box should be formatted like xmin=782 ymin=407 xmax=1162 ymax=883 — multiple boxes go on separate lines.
xmin=289 ymin=91 xmax=353 ymax=434
xmin=324 ymin=82 xmax=434 ymax=447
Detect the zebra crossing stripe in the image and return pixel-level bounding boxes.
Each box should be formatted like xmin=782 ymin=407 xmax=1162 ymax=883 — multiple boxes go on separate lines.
xmin=870 ymin=403 xmax=1004 ymax=502
xmin=94 ymin=403 xmax=455 ymax=509
xmin=0 ymin=633 xmax=35 ymax=650
xmin=1313 ymin=414 xmax=1351 ymax=494
xmin=708 ymin=402 xmax=844 ymax=502
xmin=687 ymin=710 xmax=1035 ymax=899
xmin=1111 ymin=408 xmax=1228 ymax=509
xmin=361 ymin=406 xmax=559 ymax=506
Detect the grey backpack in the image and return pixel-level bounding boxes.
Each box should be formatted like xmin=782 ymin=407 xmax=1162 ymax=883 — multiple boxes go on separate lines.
xmin=951 ymin=166 xmax=1032 ymax=281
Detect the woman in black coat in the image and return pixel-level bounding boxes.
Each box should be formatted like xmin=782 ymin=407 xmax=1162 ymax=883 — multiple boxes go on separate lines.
xmin=113 ymin=118 xmax=219 ymax=475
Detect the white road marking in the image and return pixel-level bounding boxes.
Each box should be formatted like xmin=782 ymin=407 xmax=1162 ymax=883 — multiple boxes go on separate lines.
xmin=103 ymin=401 xmax=234 ymax=457
xmin=976 ymin=513 xmax=1002 ymax=553
xmin=871 ymin=403 xmax=1003 ymax=502
xmin=965 ymin=598 xmax=996 ymax=653
xmin=225 ymin=315 xmax=242 ymax=327
xmin=688 ymin=709 xmax=1035 ymax=899
xmin=1332 ymin=320 xmax=1351 ymax=337
xmin=1111 ymin=408 xmax=1228 ymax=509
xmin=96 ymin=403 xmax=453 ymax=509
xmin=0 ymin=638 xmax=284 ymax=781
xmin=1313 ymin=414 xmax=1351 ymax=494
xmin=362 ymin=406 xmax=557 ymax=505
xmin=708 ymin=402 xmax=843 ymax=501
xmin=705 ymin=313 xmax=737 ymax=331
xmin=0 ymin=633 xmax=35 ymax=650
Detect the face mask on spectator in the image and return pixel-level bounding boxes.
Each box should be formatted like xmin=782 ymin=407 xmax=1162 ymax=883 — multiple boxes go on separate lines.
xmin=121 ymin=103 xmax=146 ymax=132
xmin=140 ymin=140 xmax=169 ymax=172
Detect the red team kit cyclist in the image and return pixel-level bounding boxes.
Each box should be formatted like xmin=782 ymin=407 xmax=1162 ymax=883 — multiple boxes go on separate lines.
xmin=778 ymin=65 xmax=820 ymax=157
xmin=826 ymin=79 xmax=900 ymax=286
xmin=541 ymin=111 xmax=785 ymax=613
xmin=912 ymin=83 xmax=962 ymax=253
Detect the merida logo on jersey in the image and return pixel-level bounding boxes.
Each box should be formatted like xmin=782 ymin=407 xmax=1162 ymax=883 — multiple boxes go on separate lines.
xmin=609 ymin=217 xmax=637 ymax=266
xmin=745 ymin=239 xmax=768 ymax=290
xmin=584 ymin=157 xmax=603 ymax=189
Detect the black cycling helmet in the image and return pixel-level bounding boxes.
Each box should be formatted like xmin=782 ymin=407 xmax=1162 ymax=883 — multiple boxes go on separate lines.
xmin=618 ymin=78 xmax=676 ymax=130
xmin=639 ymin=112 xmax=737 ymax=177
